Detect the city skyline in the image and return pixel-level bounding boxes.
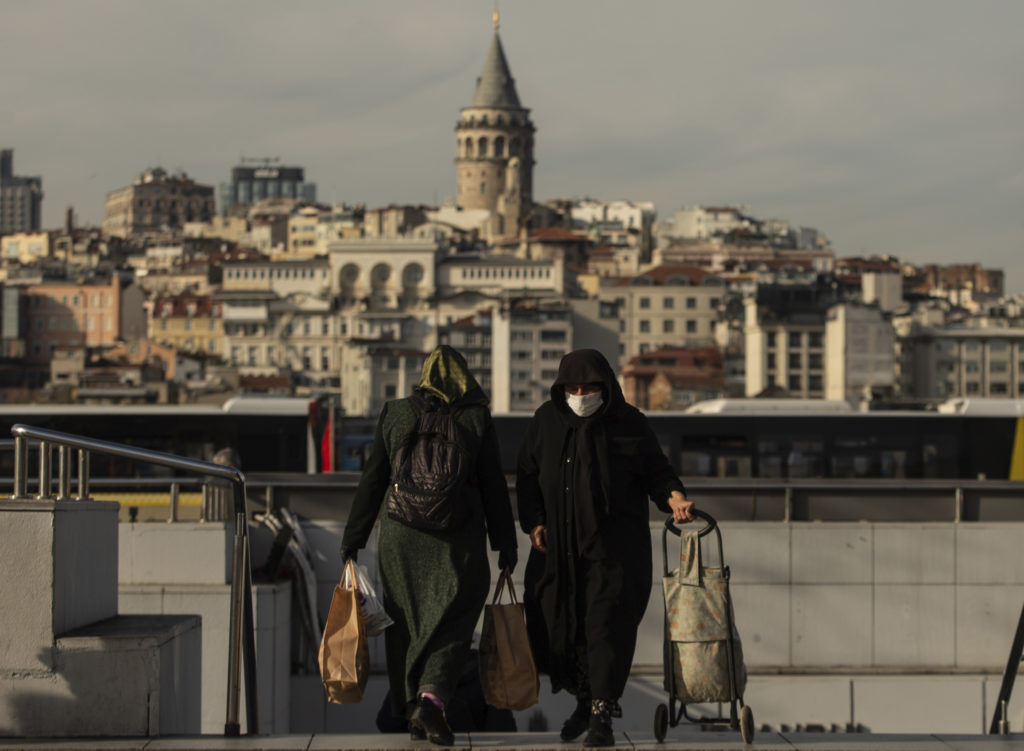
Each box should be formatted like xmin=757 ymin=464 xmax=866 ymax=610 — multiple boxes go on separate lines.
xmin=2 ymin=0 xmax=1021 ymax=287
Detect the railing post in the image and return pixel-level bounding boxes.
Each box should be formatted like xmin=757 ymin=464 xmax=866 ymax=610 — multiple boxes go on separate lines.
xmin=168 ymin=483 xmax=180 ymax=523
xmin=77 ymin=449 xmax=90 ymax=501
xmin=57 ymin=446 xmax=72 ymax=501
xmin=954 ymin=486 xmax=963 ymax=523
xmin=37 ymin=441 xmax=53 ymax=500
xmin=12 ymin=435 xmax=29 ymax=500
xmin=224 ymin=511 xmax=245 ymax=737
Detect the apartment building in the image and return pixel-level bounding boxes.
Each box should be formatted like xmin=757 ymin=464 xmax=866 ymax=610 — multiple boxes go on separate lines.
xmin=0 ymin=150 xmax=43 ymax=235
xmin=899 ymin=328 xmax=1024 ymax=400
xmin=438 ymin=310 xmax=493 ymax=396
xmin=435 ymin=253 xmax=563 ymax=298
xmin=824 ymin=304 xmax=895 ymax=402
xmin=491 ymin=299 xmax=573 ymax=413
xmin=620 ymin=345 xmax=726 ymax=410
xmin=103 ymin=168 xmax=214 ymax=238
xmin=598 ymin=265 xmax=724 ymax=368
xmin=21 ymin=276 xmax=145 ymax=363
xmin=339 ymin=342 xmax=425 ymax=417
xmin=744 ymin=286 xmax=832 ymax=398
xmin=221 ymin=257 xmax=331 ymax=298
xmin=150 ymin=292 xmax=224 ymax=356
xmin=1 ymin=231 xmax=51 ymax=266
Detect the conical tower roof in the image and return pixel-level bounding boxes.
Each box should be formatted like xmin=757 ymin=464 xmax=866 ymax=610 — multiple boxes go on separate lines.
xmin=470 ymin=31 xmax=522 ymax=109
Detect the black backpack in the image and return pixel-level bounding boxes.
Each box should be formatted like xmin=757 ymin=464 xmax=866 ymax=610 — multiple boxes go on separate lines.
xmin=385 ymin=393 xmax=477 ymax=531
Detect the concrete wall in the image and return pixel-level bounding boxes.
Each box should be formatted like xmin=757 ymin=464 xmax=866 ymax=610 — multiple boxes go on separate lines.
xmin=292 ymin=517 xmax=1024 ymax=735
xmin=0 ymin=501 xmax=201 ymax=737
xmin=118 ymin=519 xmax=292 ymax=735
xmin=0 ymin=501 xmax=118 ymax=673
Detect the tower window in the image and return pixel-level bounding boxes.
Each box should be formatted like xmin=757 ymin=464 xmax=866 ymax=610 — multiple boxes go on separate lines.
xmin=480 ymin=183 xmax=485 ymax=194
xmin=494 ymin=136 xmax=505 ymax=157
xmin=478 ymin=137 xmax=488 ymax=157
xmin=465 ymin=138 xmax=474 ymax=158
xmin=510 ymin=138 xmax=520 ymax=157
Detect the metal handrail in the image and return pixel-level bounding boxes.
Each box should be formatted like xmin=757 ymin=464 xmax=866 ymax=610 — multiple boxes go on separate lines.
xmin=8 ymin=424 xmax=259 ymax=737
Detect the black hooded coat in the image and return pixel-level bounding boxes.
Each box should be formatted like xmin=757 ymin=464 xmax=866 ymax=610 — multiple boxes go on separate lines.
xmin=515 ymin=349 xmax=685 ymax=699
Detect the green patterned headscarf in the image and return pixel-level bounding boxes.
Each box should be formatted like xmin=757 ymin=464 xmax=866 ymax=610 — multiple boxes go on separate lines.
xmin=417 ymin=345 xmax=484 ymax=404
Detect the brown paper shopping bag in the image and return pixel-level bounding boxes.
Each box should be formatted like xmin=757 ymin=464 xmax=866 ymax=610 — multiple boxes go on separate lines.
xmin=479 ymin=568 xmax=539 ymax=711
xmin=318 ymin=559 xmax=369 ymax=703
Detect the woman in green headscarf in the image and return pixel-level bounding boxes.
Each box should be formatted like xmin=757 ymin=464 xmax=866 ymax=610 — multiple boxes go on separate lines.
xmin=341 ymin=345 xmax=518 ymax=745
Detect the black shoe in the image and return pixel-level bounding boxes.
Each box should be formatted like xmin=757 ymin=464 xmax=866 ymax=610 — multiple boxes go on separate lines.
xmin=560 ymin=696 xmax=591 ymax=742
xmin=583 ymin=703 xmax=615 ymax=747
xmin=410 ymin=696 xmax=454 ymax=746
xmin=410 ymin=724 xmax=426 ymax=741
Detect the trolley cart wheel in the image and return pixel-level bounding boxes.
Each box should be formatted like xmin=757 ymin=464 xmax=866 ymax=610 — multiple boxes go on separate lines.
xmin=654 ymin=703 xmax=668 ymax=743
xmin=739 ymin=705 xmax=754 ymax=744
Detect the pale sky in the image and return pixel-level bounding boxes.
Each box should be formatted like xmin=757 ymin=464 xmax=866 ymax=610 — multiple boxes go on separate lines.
xmin=2 ymin=1 xmax=1022 ymax=289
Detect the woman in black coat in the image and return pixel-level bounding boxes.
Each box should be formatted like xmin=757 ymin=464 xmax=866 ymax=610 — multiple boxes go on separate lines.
xmin=516 ymin=349 xmax=694 ymax=747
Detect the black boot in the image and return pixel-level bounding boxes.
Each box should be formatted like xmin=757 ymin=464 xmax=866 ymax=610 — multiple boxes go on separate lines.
xmin=583 ymin=699 xmax=615 ymax=747
xmin=409 ymin=695 xmax=454 ymax=746
xmin=560 ymin=693 xmax=591 ymax=742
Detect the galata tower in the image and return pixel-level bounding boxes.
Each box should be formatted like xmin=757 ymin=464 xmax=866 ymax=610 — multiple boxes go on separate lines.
xmin=455 ymin=12 xmax=535 ymax=237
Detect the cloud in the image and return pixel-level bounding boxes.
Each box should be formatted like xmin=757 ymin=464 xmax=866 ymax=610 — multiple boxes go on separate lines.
xmin=1 ymin=0 xmax=1021 ymax=289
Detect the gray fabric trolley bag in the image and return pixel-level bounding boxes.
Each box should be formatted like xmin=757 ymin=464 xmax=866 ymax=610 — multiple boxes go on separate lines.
xmin=654 ymin=509 xmax=754 ymax=743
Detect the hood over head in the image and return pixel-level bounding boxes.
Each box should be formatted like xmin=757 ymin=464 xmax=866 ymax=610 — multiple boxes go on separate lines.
xmin=550 ymin=348 xmax=624 ymax=416
xmin=417 ymin=345 xmax=487 ymax=406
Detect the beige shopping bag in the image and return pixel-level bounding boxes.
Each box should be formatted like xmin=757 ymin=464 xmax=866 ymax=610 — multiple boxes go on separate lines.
xmin=318 ymin=559 xmax=369 ymax=703
xmin=479 ymin=568 xmax=539 ymax=711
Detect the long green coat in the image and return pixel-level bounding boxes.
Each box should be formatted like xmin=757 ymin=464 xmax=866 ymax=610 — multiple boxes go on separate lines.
xmin=341 ymin=393 xmax=516 ymax=718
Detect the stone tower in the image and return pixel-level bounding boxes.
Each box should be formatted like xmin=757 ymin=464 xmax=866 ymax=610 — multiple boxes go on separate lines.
xmin=455 ymin=12 xmax=535 ymax=236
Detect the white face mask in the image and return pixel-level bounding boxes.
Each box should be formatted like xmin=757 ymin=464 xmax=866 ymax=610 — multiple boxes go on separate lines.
xmin=565 ymin=390 xmax=603 ymax=417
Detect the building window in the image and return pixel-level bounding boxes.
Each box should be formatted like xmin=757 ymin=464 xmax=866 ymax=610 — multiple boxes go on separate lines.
xmin=991 ymin=382 xmax=1008 ymax=395
xmin=686 ymin=320 xmax=697 ymax=333
xmin=809 ymin=374 xmax=823 ymax=391
xmin=789 ymin=375 xmax=802 ymax=391
xmin=965 ymin=361 xmax=979 ymax=374
xmin=808 ymin=352 xmax=823 ymax=369
xmin=789 ymin=353 xmax=802 ymax=369
xmin=991 ymin=360 xmax=1008 ymax=373
xmin=966 ymin=381 xmax=980 ymax=394
xmin=767 ymin=353 xmax=776 ymax=369
xmin=663 ymin=297 xmax=674 ymax=310
xmin=663 ymin=320 xmax=674 ymax=333
xmin=639 ymin=320 xmax=650 ymax=333
xmin=767 ymin=333 xmax=776 ymax=347
xmin=686 ymin=297 xmax=696 ymax=309
xmin=639 ymin=297 xmax=650 ymax=309
xmin=808 ymin=332 xmax=823 ymax=348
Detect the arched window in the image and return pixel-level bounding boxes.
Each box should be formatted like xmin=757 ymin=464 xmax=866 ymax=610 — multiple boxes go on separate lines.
xmin=509 ymin=138 xmax=520 ymax=157
xmin=465 ymin=138 xmax=474 ymax=158
xmin=478 ymin=137 xmax=488 ymax=157
xmin=494 ymin=136 xmax=505 ymax=157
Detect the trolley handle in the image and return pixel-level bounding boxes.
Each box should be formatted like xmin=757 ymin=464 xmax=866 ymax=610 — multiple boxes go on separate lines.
xmin=664 ymin=508 xmax=716 ymax=539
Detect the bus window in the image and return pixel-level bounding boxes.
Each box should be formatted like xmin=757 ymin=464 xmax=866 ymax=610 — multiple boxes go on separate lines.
xmin=922 ymin=437 xmax=958 ymax=478
xmin=681 ymin=451 xmax=713 ymax=477
xmin=718 ymin=455 xmax=752 ymax=478
xmin=788 ymin=439 xmax=824 ymax=478
xmin=879 ymin=450 xmax=908 ymax=478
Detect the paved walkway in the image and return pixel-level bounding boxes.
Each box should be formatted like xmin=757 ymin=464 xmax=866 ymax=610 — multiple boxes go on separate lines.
xmin=4 ymin=732 xmax=1024 ymax=750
